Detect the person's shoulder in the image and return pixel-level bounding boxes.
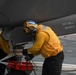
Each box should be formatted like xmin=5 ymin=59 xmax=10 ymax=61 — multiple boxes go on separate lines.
xmin=38 ymin=31 xmax=46 ymax=34
xmin=37 ymin=31 xmax=48 ymax=37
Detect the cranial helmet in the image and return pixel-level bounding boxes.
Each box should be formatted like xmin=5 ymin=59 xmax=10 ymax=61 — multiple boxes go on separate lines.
xmin=23 ymin=20 xmax=38 ymax=34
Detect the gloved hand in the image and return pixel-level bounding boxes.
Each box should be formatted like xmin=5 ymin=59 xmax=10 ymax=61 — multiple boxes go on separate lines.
xmin=25 ymin=54 xmax=34 ymax=61
xmin=22 ymin=49 xmax=28 ymax=55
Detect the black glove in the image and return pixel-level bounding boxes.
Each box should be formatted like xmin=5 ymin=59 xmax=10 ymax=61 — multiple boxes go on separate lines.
xmin=25 ymin=54 xmax=34 ymax=61
xmin=22 ymin=49 xmax=28 ymax=55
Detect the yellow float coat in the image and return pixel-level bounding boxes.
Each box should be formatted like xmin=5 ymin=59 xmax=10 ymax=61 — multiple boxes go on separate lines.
xmin=27 ymin=25 xmax=63 ymax=58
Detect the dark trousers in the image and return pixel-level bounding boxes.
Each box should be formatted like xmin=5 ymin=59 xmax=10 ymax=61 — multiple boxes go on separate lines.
xmin=0 ymin=49 xmax=17 ymax=75
xmin=42 ymin=51 xmax=64 ymax=75
xmin=0 ymin=49 xmax=7 ymax=75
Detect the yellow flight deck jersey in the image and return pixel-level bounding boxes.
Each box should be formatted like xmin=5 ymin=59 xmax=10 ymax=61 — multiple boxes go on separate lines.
xmin=0 ymin=36 xmax=11 ymax=54
xmin=27 ymin=25 xmax=63 ymax=58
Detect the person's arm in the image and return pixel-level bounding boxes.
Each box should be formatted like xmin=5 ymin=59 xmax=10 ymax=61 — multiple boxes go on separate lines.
xmin=28 ymin=32 xmax=47 ymax=54
xmin=33 ymin=50 xmax=40 ymax=56
xmin=0 ymin=36 xmax=11 ymax=54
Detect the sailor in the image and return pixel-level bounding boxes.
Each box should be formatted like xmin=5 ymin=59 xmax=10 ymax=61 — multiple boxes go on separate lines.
xmin=0 ymin=27 xmax=16 ymax=75
xmin=22 ymin=20 xmax=64 ymax=75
